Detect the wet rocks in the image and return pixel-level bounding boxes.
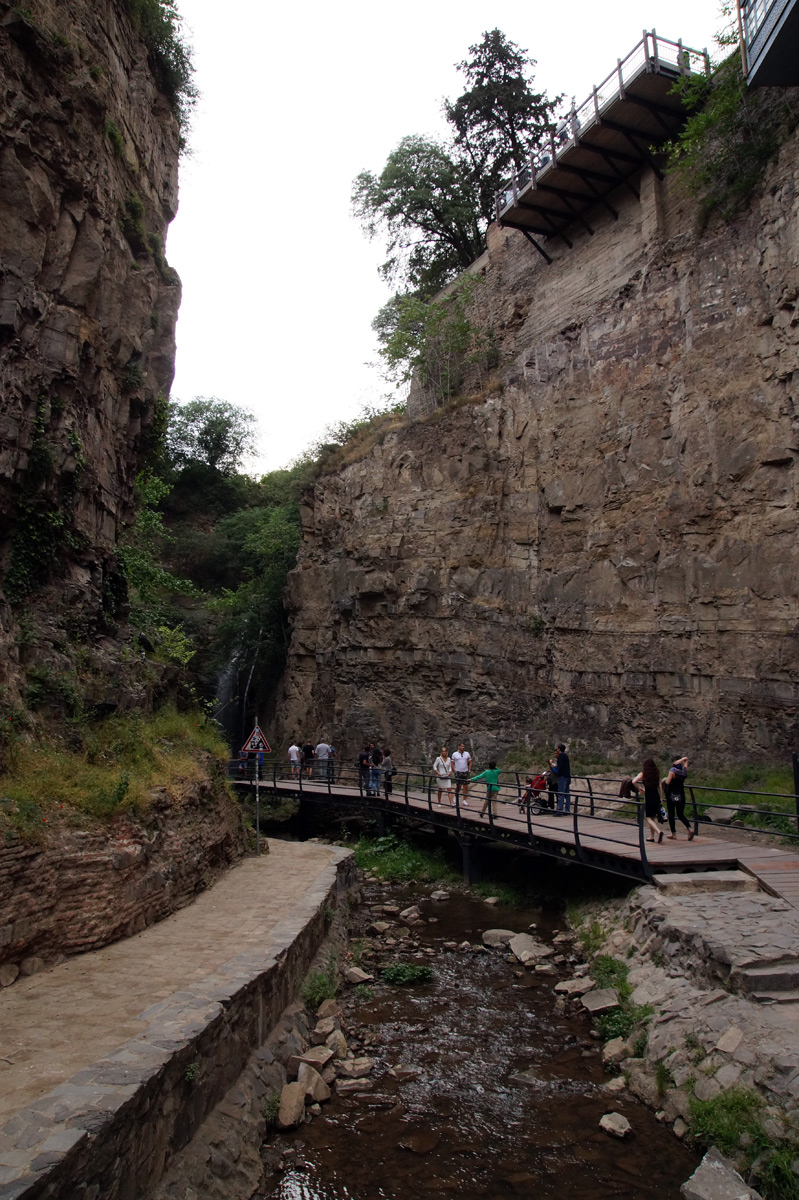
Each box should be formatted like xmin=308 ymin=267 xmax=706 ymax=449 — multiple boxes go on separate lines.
xmin=599 ymin=1112 xmax=632 ymax=1139
xmin=482 ymin=929 xmax=516 ymax=947
xmin=509 ymin=933 xmax=553 ymax=965
xmin=277 ymin=1082 xmax=307 ymax=1130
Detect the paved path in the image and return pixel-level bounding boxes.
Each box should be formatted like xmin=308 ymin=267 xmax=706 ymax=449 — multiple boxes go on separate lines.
xmin=0 ymin=840 xmax=342 ymax=1127
xmin=254 ymin=777 xmax=799 ymax=906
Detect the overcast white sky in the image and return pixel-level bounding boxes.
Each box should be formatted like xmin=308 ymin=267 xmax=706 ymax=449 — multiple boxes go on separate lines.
xmin=166 ymin=1 xmax=723 ymax=473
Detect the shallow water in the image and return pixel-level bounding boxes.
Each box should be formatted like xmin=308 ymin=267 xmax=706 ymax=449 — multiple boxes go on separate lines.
xmin=264 ymin=882 xmax=699 ymax=1199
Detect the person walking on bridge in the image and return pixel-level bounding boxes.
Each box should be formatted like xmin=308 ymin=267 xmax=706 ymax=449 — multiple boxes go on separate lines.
xmin=664 ymin=755 xmax=693 ymax=840
xmin=288 ymin=741 xmax=301 ymax=779
xmin=433 ymin=746 xmax=454 ymax=807
xmin=547 ymin=743 xmax=571 ymax=815
xmin=633 ymin=757 xmax=664 ymax=843
xmin=452 ymin=743 xmax=472 ymax=806
xmin=302 ymin=739 xmax=314 ymax=778
xmin=381 ymin=748 xmax=396 ymax=800
xmin=473 ymin=761 xmax=502 ymax=818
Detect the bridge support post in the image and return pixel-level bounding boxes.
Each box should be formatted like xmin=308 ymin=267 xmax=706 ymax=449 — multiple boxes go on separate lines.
xmin=458 ymin=835 xmax=483 ymax=884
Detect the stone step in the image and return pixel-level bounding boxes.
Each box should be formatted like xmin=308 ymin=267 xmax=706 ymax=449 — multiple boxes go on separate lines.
xmin=735 ymin=963 xmax=799 ymax=993
xmin=652 ymin=870 xmax=759 ymax=895
xmin=750 ymin=988 xmax=799 ymax=1005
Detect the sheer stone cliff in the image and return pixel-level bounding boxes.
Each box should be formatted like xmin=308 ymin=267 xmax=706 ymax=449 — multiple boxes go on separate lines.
xmin=0 ymin=0 xmax=181 ymax=707
xmin=279 ymin=133 xmax=799 ymax=761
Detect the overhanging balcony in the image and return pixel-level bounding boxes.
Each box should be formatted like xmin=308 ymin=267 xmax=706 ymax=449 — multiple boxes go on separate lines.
xmin=494 ymin=32 xmax=709 ymax=261
xmin=741 ymin=0 xmax=799 ymax=86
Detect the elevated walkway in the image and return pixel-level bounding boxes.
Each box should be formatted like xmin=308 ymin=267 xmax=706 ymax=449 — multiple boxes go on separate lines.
xmin=248 ymin=771 xmax=799 ymax=906
xmin=494 ymin=31 xmax=709 ymax=258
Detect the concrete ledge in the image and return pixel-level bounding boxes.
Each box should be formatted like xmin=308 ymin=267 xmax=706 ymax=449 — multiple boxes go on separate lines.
xmin=652 ymin=871 xmax=760 ymax=895
xmin=0 ymin=847 xmax=355 ymax=1200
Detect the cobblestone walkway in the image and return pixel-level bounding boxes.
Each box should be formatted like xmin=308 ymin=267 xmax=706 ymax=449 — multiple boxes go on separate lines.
xmin=0 ymin=840 xmax=343 ymax=1127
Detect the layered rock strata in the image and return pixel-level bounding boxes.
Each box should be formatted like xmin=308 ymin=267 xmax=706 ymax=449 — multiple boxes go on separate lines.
xmin=279 ymin=131 xmax=799 ymax=760
xmin=0 ymin=0 xmax=181 ymax=700
xmin=0 ymin=759 xmax=246 ymax=981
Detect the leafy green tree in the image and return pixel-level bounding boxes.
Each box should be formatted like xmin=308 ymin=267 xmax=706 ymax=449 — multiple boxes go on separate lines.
xmin=373 ymin=276 xmax=495 ymax=404
xmin=353 ymin=30 xmax=557 ymax=299
xmin=166 ymin=398 xmax=257 ymax=477
xmin=352 ymin=136 xmax=484 ymax=297
xmin=445 ymin=29 xmax=558 ymax=223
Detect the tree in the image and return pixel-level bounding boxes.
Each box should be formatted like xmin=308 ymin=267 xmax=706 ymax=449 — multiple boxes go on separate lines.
xmin=352 ymin=136 xmax=484 ymax=297
xmin=165 ymin=398 xmax=256 ymax=477
xmin=445 ymin=29 xmax=559 ymax=224
xmin=353 ymin=29 xmax=557 ymax=300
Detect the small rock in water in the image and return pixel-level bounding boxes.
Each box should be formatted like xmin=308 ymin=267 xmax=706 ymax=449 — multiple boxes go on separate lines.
xmin=482 ymin=929 xmax=517 ymax=947
xmin=430 ymin=890 xmax=450 ymax=901
xmin=510 ymin=1068 xmax=545 ymax=1087
xmin=458 ymin=940 xmax=471 ymax=951
xmin=599 ymin=1112 xmax=632 ymax=1139
xmin=443 ymin=941 xmax=458 ymax=950
xmin=399 ymin=1130 xmax=441 ymax=1154
xmin=343 ymin=967 xmax=374 ymax=985
xmin=483 ymin=896 xmax=501 ymax=905
xmin=400 ymin=905 xmax=422 ymax=922
xmin=389 ymin=1064 xmax=421 ymax=1082
xmin=337 ymin=1057 xmax=374 ymax=1079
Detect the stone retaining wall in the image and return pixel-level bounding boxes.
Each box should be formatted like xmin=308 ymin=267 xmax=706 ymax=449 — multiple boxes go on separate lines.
xmin=0 ymin=766 xmax=246 ymax=985
xmin=0 ymin=849 xmax=356 ymax=1200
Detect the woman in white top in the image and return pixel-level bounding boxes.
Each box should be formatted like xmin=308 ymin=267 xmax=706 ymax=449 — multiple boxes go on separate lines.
xmin=433 ymin=747 xmax=453 ymax=807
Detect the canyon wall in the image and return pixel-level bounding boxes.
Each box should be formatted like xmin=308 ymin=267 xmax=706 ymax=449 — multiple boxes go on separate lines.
xmin=278 ymin=132 xmax=799 ymax=764
xmin=0 ymin=0 xmax=181 ymax=706
xmin=0 ymin=757 xmax=246 ymax=983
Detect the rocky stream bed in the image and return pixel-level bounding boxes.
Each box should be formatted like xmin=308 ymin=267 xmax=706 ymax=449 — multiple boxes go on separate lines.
xmin=259 ymin=876 xmax=706 ymax=1199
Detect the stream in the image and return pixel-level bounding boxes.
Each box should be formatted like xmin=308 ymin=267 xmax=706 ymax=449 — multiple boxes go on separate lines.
xmin=262 ymin=877 xmax=700 ymax=1199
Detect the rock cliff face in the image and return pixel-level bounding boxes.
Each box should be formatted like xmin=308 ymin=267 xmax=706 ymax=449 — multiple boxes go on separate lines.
xmin=279 ymin=133 xmax=799 ymax=762
xmin=0 ymin=0 xmax=181 ymax=702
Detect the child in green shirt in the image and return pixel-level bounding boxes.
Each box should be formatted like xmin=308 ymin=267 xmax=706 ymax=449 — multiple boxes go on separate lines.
xmin=473 ymin=761 xmax=502 ymax=817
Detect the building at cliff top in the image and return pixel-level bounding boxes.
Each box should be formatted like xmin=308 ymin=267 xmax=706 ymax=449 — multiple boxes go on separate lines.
xmin=740 ymin=0 xmax=799 ymax=86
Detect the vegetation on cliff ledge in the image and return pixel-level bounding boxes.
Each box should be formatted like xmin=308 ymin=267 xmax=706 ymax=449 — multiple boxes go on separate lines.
xmin=0 ymin=706 xmax=228 ymax=842
xmin=124 ymin=0 xmax=197 ymax=131
xmin=667 ymin=8 xmax=799 ymax=222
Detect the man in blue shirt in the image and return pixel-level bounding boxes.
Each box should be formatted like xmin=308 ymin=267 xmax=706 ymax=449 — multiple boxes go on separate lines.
xmin=547 ymin=743 xmax=571 ymax=815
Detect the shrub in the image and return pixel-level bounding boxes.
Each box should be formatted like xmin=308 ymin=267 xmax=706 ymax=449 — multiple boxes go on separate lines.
xmin=381 ymin=963 xmax=433 ymax=986
xmin=688 ymin=1086 xmax=765 ymax=1158
xmin=302 ymin=964 xmax=337 ymax=1009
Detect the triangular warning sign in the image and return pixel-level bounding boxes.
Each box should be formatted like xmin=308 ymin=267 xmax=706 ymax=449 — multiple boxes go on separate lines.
xmin=242 ymin=726 xmax=271 ymax=753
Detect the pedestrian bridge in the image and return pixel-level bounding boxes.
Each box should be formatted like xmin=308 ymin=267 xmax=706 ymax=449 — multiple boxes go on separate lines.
xmin=232 ymin=762 xmax=799 ymax=904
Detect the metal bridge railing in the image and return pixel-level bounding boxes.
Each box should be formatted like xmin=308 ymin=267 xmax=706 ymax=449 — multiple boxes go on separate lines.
xmin=228 ymin=758 xmax=799 ymax=876
xmin=494 ymin=30 xmax=710 ymax=220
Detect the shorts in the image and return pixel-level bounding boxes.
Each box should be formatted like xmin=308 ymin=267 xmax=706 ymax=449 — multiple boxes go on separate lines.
xmin=455 ymin=771 xmax=469 ymax=783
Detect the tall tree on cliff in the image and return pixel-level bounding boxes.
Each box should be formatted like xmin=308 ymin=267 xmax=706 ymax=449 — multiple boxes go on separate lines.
xmin=353 ymin=29 xmax=558 ymax=298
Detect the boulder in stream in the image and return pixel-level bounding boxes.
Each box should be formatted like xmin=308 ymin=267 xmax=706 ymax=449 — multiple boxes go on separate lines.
xmin=482 ymin=929 xmax=516 ymax=947
xmin=509 ymin=933 xmax=553 ymax=964
xmin=582 ymin=988 xmax=620 ymax=1014
xmin=599 ymin=1112 xmax=632 ymax=1139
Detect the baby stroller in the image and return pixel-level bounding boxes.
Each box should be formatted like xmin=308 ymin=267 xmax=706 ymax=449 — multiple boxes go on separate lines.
xmin=518 ymin=773 xmax=548 ymax=815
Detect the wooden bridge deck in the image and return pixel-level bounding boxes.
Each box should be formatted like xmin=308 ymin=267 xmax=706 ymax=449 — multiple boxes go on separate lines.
xmin=240 ymin=775 xmax=799 ymax=907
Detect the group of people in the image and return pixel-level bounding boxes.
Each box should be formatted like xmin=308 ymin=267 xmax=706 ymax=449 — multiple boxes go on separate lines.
xmin=284 ymin=737 xmax=695 ymax=845
xmin=287 ymin=739 xmax=337 ymax=781
xmin=628 ymin=755 xmax=693 ymax=844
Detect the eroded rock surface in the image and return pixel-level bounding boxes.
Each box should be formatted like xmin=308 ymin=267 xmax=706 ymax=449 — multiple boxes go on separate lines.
xmin=278 ymin=128 xmax=799 ymax=758
xmin=0 ymin=0 xmax=181 ymax=703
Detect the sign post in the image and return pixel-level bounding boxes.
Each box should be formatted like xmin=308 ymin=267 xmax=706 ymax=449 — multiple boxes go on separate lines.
xmin=242 ymin=723 xmax=271 ymax=855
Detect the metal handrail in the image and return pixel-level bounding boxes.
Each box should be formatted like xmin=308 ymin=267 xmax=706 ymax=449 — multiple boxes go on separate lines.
xmin=494 ymin=30 xmax=710 ymax=219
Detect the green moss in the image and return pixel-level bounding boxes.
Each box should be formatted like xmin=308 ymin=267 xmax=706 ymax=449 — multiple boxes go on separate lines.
xmin=105 ymin=118 xmax=124 ymax=156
